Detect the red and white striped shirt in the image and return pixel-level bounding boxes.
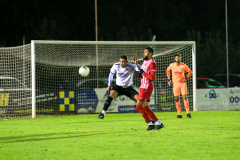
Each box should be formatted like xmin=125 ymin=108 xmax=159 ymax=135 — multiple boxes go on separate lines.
xmin=140 ymin=59 xmax=157 ymax=89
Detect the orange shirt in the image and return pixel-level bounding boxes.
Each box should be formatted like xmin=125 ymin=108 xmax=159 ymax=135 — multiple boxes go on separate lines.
xmin=166 ymin=62 xmax=192 ymax=84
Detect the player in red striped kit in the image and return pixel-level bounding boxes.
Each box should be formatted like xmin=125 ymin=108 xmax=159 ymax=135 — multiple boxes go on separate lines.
xmin=136 ymin=47 xmax=164 ymax=130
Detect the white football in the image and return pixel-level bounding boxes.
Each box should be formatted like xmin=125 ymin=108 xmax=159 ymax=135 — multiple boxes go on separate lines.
xmin=79 ymin=66 xmax=90 ymax=77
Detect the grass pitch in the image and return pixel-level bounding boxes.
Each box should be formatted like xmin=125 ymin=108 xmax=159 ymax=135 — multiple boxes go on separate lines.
xmin=0 ymin=111 xmax=240 ymax=160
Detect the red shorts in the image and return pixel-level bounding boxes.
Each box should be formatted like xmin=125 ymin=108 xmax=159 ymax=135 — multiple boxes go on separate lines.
xmin=138 ymin=87 xmax=153 ymax=102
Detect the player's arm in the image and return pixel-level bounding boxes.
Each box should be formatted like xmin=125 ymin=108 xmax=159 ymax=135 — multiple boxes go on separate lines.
xmin=132 ymin=57 xmax=141 ymax=71
xmin=132 ymin=63 xmax=141 ymax=72
xmin=182 ymin=64 xmax=192 ymax=82
xmin=107 ymin=72 xmax=114 ymax=91
xmin=185 ymin=65 xmax=192 ymax=80
xmin=107 ymin=64 xmax=116 ymax=91
xmin=141 ymin=63 xmax=156 ymax=81
xmin=166 ymin=64 xmax=172 ymax=79
xmin=133 ymin=57 xmax=144 ymax=78
xmin=136 ymin=64 xmax=141 ymax=71
xmin=166 ymin=64 xmax=172 ymax=86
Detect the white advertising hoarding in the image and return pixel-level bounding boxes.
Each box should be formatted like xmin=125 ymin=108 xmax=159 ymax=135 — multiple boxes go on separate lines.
xmin=197 ymin=88 xmax=240 ymax=111
xmin=228 ymin=88 xmax=240 ymax=110
xmin=196 ymin=89 xmax=229 ymax=111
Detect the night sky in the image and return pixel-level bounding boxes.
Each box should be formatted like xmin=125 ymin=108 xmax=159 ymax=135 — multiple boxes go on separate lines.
xmin=1 ymin=0 xmax=239 ymax=76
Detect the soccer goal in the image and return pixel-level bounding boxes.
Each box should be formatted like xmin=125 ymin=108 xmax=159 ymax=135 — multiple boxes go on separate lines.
xmin=0 ymin=41 xmax=196 ymax=119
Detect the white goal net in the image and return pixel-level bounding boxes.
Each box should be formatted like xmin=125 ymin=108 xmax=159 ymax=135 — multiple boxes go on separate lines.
xmin=0 ymin=41 xmax=196 ymax=119
xmin=0 ymin=45 xmax=32 ymax=118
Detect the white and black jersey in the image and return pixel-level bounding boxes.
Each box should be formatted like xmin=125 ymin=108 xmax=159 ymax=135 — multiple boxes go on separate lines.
xmin=108 ymin=63 xmax=141 ymax=88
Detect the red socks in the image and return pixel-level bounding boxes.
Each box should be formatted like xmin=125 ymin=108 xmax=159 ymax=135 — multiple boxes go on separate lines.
xmin=136 ymin=105 xmax=151 ymax=123
xmin=143 ymin=106 xmax=158 ymax=122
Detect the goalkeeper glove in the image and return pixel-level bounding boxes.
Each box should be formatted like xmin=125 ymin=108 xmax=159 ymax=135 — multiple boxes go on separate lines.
xmin=167 ymin=78 xmax=172 ymax=86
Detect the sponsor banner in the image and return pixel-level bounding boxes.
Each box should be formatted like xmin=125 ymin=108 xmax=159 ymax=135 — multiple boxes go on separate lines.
xmin=118 ymin=104 xmax=155 ymax=113
xmin=196 ymin=89 xmax=229 ymax=111
xmin=118 ymin=105 xmax=137 ymax=113
xmin=0 ymin=91 xmax=58 ymax=115
xmin=229 ymin=88 xmax=240 ymax=110
xmin=76 ymin=89 xmax=98 ymax=111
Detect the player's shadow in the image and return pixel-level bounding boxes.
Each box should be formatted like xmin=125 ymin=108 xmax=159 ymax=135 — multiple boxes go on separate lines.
xmin=60 ymin=120 xmax=119 ymax=124
xmin=0 ymin=130 xmax=121 ymax=143
xmin=228 ymin=137 xmax=240 ymax=139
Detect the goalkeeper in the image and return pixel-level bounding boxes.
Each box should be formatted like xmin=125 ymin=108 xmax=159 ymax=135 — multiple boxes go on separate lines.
xmin=98 ymin=55 xmax=150 ymax=120
xmin=166 ymin=54 xmax=192 ymax=118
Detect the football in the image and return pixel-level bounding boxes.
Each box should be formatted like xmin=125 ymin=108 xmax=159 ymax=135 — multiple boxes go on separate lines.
xmin=79 ymin=66 xmax=90 ymax=77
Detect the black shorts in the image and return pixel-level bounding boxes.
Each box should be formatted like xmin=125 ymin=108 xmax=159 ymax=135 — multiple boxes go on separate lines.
xmin=112 ymin=85 xmax=138 ymax=99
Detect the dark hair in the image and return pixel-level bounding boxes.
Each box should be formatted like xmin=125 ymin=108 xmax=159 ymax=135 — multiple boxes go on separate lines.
xmin=175 ymin=54 xmax=181 ymax=58
xmin=120 ymin=55 xmax=127 ymax=60
xmin=145 ymin=47 xmax=154 ymax=55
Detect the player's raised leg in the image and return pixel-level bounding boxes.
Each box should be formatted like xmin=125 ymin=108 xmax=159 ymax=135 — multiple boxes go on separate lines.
xmin=98 ymin=88 xmax=118 ymax=119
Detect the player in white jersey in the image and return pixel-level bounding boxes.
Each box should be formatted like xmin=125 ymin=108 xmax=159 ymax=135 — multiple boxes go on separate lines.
xmin=98 ymin=55 xmax=145 ymax=119
xmin=136 ymin=47 xmax=164 ymax=130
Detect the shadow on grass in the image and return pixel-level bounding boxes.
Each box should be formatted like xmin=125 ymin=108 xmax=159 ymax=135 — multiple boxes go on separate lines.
xmin=59 ymin=117 xmax=170 ymax=124
xmin=59 ymin=120 xmax=120 ymax=124
xmin=0 ymin=130 xmax=123 ymax=143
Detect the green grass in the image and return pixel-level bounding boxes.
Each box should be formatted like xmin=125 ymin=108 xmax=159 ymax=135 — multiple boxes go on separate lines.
xmin=1 ymin=111 xmax=240 ymax=160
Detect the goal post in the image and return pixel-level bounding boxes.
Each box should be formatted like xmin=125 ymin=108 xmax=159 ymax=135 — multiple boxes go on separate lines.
xmin=31 ymin=41 xmax=36 ymax=118
xmin=192 ymin=42 xmax=197 ymax=111
xmin=0 ymin=41 xmax=196 ymax=119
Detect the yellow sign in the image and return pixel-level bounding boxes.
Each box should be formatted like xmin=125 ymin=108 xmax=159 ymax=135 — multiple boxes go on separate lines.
xmin=59 ymin=91 xmax=75 ymax=111
xmin=0 ymin=93 xmax=9 ymax=106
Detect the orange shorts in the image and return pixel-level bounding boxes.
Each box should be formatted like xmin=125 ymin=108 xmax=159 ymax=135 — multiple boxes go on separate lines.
xmin=173 ymin=82 xmax=188 ymax=96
